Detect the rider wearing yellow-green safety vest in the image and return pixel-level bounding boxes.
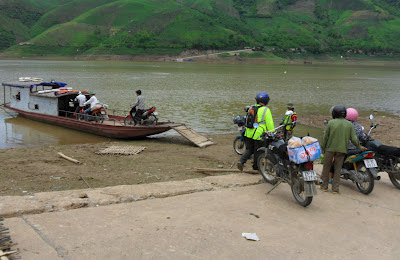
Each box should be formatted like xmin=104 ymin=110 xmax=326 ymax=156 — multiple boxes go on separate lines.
xmin=281 ymin=103 xmax=297 ymax=138
xmin=238 ymin=92 xmax=274 ymax=171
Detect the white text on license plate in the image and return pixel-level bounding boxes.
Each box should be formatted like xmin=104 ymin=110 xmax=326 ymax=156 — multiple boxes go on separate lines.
xmin=364 ymin=159 xmax=377 ymax=168
xmin=302 ymin=170 xmax=317 ymax=181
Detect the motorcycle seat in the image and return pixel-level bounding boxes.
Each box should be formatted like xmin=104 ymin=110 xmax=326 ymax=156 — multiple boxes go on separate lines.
xmin=346 ymin=149 xmax=361 ymax=156
xmin=377 ymin=145 xmax=400 ymax=157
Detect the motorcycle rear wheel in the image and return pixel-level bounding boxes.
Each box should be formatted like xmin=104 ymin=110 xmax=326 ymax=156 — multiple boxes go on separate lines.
xmin=355 ymin=167 xmax=375 ymax=195
xmin=143 ymin=115 xmax=158 ymax=126
xmin=257 ymin=153 xmax=278 ymax=185
xmin=124 ymin=116 xmax=135 ymax=126
xmin=233 ymin=137 xmax=245 ymax=155
xmin=291 ymin=175 xmax=313 ymax=207
xmin=388 ymin=171 xmax=400 ymax=189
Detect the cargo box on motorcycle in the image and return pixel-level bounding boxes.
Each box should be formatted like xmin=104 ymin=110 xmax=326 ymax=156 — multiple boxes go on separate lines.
xmin=287 ymin=137 xmax=322 ymax=164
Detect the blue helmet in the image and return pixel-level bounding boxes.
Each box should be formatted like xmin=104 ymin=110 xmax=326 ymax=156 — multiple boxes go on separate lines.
xmin=255 ymin=92 xmax=270 ymax=105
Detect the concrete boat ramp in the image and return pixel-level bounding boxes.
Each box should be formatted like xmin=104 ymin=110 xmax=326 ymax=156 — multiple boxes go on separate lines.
xmin=1 ymin=167 xmax=399 ymax=259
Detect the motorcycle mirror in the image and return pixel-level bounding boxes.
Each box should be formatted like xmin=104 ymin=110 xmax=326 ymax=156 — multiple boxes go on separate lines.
xmin=369 ymin=114 xmax=374 ymax=120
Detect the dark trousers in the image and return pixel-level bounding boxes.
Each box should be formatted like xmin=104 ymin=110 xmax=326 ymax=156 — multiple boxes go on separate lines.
xmin=75 ymin=105 xmax=84 ymax=114
xmin=130 ymin=109 xmax=144 ymax=124
xmin=239 ymin=136 xmax=263 ymax=170
xmin=321 ymin=151 xmax=345 ymax=192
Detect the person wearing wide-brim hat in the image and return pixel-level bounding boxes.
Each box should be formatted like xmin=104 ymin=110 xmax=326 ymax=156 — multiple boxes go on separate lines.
xmin=281 ymin=102 xmax=297 ymax=139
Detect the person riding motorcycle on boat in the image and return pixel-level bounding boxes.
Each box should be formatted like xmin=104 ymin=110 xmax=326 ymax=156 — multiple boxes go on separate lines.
xmin=237 ymin=92 xmax=274 ymax=171
xmin=320 ymin=105 xmax=367 ymax=194
xmin=130 ymin=89 xmax=145 ymax=124
xmin=83 ymin=92 xmax=99 ymax=121
xmin=74 ymin=91 xmax=86 ymax=117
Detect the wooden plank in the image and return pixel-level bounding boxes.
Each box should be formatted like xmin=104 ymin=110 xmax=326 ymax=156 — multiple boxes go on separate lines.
xmin=58 ymin=152 xmax=81 ymax=164
xmin=196 ymin=168 xmax=258 ymax=175
xmin=171 ymin=125 xmax=215 ymax=148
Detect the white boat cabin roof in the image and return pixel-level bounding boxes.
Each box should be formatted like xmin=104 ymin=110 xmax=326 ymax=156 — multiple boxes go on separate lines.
xmin=2 ymin=80 xmax=78 ymax=98
xmin=2 ymin=80 xmax=45 ymax=88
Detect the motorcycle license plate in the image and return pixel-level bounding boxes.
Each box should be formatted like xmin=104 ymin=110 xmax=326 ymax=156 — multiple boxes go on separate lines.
xmin=302 ymin=170 xmax=317 ymax=181
xmin=364 ymin=159 xmax=378 ymax=168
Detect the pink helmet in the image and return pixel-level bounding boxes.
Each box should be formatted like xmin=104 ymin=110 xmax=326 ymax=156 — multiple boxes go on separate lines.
xmin=346 ymin=108 xmax=359 ymax=121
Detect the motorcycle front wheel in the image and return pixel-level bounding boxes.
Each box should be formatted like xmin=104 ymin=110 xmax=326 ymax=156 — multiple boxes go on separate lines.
xmin=233 ymin=137 xmax=245 ymax=155
xmin=355 ymin=166 xmax=375 ymax=194
xmin=98 ymin=114 xmax=105 ymax=124
xmin=257 ymin=153 xmax=278 ymax=185
xmin=388 ymin=171 xmax=400 ymax=189
xmin=124 ymin=116 xmax=135 ymax=126
xmin=291 ymin=175 xmax=313 ymax=207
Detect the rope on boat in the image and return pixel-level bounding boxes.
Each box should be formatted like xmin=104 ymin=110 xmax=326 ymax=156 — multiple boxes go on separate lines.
xmin=0 ymin=106 xmax=17 ymax=118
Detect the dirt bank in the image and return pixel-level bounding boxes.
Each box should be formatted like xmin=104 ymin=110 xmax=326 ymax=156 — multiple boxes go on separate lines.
xmin=0 ymin=134 xmax=241 ymax=196
xmin=1 ymin=115 xmax=399 ymax=196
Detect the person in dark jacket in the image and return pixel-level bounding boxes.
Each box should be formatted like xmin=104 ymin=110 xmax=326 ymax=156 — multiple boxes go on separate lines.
xmin=320 ymin=105 xmax=366 ymax=194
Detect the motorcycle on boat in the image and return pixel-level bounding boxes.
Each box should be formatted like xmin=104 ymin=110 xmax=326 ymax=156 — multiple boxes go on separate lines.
xmin=74 ymin=104 xmax=108 ymax=123
xmin=257 ymin=124 xmax=319 ymax=207
xmin=362 ymin=114 xmax=400 ymax=189
xmin=124 ymin=106 xmax=158 ymax=126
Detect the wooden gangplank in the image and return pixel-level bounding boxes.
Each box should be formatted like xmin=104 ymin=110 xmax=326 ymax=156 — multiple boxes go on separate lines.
xmin=171 ymin=125 xmax=215 ymax=148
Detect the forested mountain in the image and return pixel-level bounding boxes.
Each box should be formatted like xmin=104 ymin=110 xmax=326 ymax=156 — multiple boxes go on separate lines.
xmin=1 ymin=0 xmax=399 ymax=57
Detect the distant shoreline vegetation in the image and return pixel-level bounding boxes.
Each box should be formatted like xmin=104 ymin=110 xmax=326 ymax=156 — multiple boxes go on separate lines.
xmin=1 ymin=48 xmax=399 ymax=66
xmin=0 ymin=0 xmax=399 ymax=60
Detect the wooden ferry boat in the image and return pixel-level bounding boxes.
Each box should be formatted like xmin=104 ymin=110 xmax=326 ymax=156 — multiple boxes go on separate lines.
xmin=1 ymin=79 xmax=182 ymax=139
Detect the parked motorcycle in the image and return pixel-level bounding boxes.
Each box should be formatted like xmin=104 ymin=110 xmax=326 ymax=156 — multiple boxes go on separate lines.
xmin=232 ymin=106 xmax=251 ymax=155
xmin=233 ymin=115 xmax=246 ymax=155
xmin=257 ymin=124 xmax=319 ymax=207
xmin=124 ymin=106 xmax=158 ymax=126
xmin=322 ymin=119 xmax=376 ymax=194
xmin=363 ymin=114 xmax=400 ymax=189
xmin=339 ymin=150 xmax=376 ymax=194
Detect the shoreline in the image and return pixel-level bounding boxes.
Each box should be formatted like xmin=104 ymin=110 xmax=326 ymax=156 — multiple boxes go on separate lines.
xmin=0 ymin=114 xmax=399 ymax=197
xmin=1 ymin=54 xmax=400 ymax=66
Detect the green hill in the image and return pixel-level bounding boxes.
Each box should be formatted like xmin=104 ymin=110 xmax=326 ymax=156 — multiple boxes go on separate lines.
xmin=1 ymin=0 xmax=399 ymax=57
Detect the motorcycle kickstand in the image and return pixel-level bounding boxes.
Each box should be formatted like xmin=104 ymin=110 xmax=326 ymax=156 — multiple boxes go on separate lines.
xmin=266 ymin=179 xmax=284 ymax=195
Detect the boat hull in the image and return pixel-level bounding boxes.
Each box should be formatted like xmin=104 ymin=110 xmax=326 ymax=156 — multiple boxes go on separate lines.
xmin=5 ymin=106 xmax=180 ymax=139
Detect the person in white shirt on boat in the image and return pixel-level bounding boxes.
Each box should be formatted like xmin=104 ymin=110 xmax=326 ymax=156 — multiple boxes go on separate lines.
xmin=83 ymin=93 xmax=99 ymax=121
xmin=74 ymin=91 xmax=86 ymax=117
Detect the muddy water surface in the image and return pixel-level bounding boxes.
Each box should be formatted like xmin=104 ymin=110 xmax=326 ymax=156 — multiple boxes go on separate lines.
xmin=1 ymin=60 xmax=399 ymax=149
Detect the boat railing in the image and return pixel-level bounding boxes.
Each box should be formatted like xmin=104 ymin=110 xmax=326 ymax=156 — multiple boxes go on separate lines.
xmin=58 ymin=108 xmax=128 ymax=126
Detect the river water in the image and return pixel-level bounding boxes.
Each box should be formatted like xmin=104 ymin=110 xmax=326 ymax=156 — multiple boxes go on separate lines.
xmin=0 ymin=60 xmax=399 ymax=149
